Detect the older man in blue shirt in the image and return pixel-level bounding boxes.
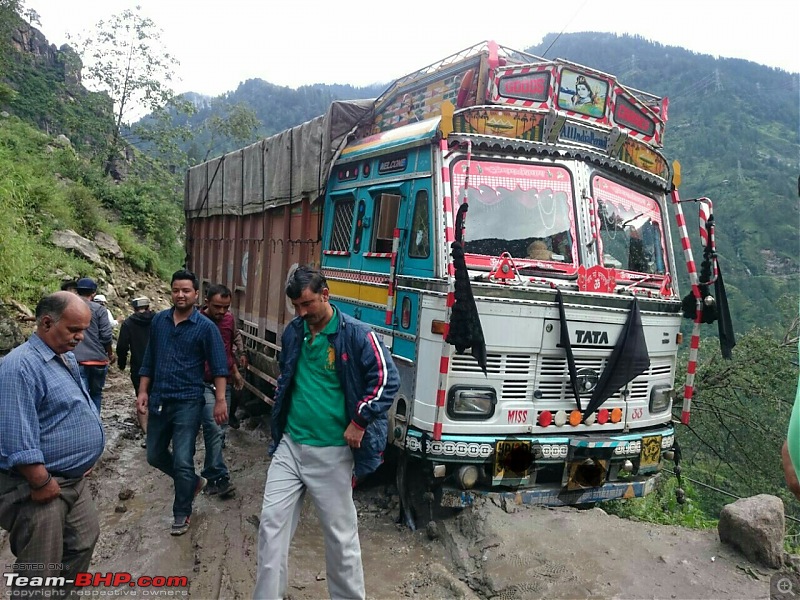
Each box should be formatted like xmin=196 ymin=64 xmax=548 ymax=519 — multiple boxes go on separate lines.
xmin=0 ymin=291 xmax=105 ymax=593
xmin=137 ymin=270 xmax=228 ymax=536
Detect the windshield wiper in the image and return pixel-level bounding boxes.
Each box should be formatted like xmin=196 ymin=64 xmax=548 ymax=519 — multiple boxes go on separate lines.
xmin=517 ymin=263 xmax=564 ymax=274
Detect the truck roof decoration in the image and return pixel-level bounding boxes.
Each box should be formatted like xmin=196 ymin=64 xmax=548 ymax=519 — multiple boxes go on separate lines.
xmin=360 ymin=41 xmax=670 ymax=182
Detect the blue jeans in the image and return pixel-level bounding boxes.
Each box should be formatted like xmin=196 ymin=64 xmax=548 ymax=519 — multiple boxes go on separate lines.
xmin=146 ymin=399 xmax=203 ymax=519
xmin=201 ymin=384 xmax=231 ymax=483
xmin=79 ymin=364 xmax=108 ymax=413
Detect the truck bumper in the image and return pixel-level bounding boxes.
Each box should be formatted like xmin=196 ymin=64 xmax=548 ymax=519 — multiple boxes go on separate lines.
xmin=440 ymin=472 xmax=662 ymax=508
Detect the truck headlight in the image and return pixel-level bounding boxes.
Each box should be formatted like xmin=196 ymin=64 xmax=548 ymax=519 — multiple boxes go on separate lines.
xmin=649 ymin=385 xmax=673 ymax=414
xmin=447 ymin=386 xmax=496 ymax=420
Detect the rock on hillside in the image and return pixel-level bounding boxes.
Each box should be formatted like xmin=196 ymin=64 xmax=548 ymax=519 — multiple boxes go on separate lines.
xmin=0 ymin=228 xmax=173 ymax=355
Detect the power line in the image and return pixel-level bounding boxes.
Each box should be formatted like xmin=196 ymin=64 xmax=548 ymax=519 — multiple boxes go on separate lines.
xmin=663 ymin=468 xmax=800 ymax=524
xmin=541 ymin=0 xmax=590 ymax=59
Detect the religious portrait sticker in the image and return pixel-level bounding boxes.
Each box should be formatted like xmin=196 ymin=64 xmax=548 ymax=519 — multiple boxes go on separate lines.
xmin=558 ymin=69 xmax=608 ymax=118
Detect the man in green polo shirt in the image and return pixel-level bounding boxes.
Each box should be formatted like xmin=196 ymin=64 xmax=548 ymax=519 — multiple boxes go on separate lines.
xmin=254 ymin=266 xmax=399 ymax=600
xmin=283 ymin=306 xmax=348 ymax=446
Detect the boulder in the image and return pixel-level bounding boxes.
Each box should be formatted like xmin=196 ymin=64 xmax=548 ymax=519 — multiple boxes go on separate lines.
xmin=54 ymin=134 xmax=72 ymax=148
xmin=50 ymin=229 xmax=103 ymax=264
xmin=718 ymin=494 xmax=784 ymax=568
xmin=95 ymin=231 xmax=124 ymax=259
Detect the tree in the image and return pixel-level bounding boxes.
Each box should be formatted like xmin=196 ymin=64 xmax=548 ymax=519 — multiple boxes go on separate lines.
xmin=200 ymin=102 xmax=261 ymax=162
xmin=129 ymin=98 xmax=196 ymax=171
xmin=22 ymin=7 xmax=39 ymax=26
xmin=67 ymin=6 xmax=188 ymax=176
xmin=0 ymin=0 xmax=22 ymax=71
xmin=677 ymin=294 xmax=800 ymax=516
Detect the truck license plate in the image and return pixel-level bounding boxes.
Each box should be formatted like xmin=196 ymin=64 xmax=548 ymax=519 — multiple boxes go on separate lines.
xmin=640 ymin=435 xmax=662 ymax=469
xmin=493 ymin=439 xmax=532 ymax=480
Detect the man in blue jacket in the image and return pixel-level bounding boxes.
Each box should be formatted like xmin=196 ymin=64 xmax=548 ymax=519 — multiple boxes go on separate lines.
xmin=254 ymin=266 xmax=399 ymax=600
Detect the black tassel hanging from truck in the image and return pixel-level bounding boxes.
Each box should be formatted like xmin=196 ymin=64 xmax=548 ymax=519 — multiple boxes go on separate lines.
xmin=446 ymin=203 xmax=487 ymax=376
xmin=582 ymin=298 xmax=650 ymax=421
xmin=556 ymin=290 xmax=583 ymax=412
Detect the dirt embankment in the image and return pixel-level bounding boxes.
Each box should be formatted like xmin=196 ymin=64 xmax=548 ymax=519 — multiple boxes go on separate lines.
xmin=0 ymin=368 xmax=783 ymax=599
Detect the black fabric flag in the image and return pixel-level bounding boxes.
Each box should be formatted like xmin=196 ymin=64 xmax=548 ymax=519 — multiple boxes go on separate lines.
xmin=556 ymin=290 xmax=583 ymax=411
xmin=582 ymin=298 xmax=650 ymax=420
xmin=715 ymin=263 xmax=736 ymax=359
xmin=446 ymin=239 xmax=487 ymax=376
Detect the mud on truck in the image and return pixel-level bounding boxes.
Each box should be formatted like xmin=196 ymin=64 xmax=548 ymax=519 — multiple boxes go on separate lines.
xmin=185 ymin=41 xmax=734 ymax=530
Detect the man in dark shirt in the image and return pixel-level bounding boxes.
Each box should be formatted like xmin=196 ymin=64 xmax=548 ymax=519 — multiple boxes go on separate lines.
xmin=199 ymin=284 xmax=243 ymax=498
xmin=136 ymin=270 xmax=228 ymax=536
xmin=117 ymin=296 xmax=154 ymax=440
xmin=72 ymin=277 xmax=114 ymax=413
xmin=0 ymin=292 xmax=105 ymax=595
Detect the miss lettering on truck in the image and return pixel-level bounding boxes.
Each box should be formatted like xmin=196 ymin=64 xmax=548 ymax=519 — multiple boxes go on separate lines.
xmin=184 ymin=41 xmax=734 ymax=530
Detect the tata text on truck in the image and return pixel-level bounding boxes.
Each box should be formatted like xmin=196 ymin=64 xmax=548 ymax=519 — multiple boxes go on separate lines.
xmin=185 ymin=42 xmax=732 ymax=529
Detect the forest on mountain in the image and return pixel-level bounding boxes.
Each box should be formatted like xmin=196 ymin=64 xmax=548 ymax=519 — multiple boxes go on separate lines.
xmin=0 ymin=1 xmax=798 ymax=531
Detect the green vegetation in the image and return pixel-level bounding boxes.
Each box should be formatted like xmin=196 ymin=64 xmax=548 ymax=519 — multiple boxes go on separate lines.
xmin=606 ymin=476 xmax=717 ymax=529
xmin=0 ymin=115 xmax=182 ymax=306
xmin=0 ymin=6 xmax=188 ymax=305
xmin=606 ymin=304 xmax=798 ymax=529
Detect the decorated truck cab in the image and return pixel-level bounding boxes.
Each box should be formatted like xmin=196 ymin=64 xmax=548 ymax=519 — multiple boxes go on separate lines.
xmin=185 ymin=42 xmax=731 ymax=529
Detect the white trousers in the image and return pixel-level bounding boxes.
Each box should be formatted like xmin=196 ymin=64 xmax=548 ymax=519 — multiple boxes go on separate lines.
xmin=253 ymin=435 xmax=365 ymax=600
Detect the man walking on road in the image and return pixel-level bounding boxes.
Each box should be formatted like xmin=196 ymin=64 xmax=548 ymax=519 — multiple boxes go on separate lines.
xmin=136 ymin=270 xmax=229 ymax=536
xmin=199 ymin=284 xmax=244 ymax=498
xmin=73 ymin=277 xmax=114 ymax=413
xmin=253 ymin=266 xmax=399 ymax=600
xmin=117 ymin=296 xmax=154 ymax=440
xmin=0 ymin=292 xmax=105 ymax=597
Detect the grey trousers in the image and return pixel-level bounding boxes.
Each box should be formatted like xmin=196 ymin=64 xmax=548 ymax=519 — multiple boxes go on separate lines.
xmin=253 ymin=436 xmax=364 ymax=600
xmin=0 ymin=473 xmax=100 ymax=598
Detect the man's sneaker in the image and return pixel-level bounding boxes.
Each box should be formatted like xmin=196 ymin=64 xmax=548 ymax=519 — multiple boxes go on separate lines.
xmin=194 ymin=476 xmax=207 ymax=498
xmin=228 ymin=415 xmax=241 ymax=430
xmin=204 ymin=480 xmax=220 ymax=496
xmin=215 ymin=477 xmax=236 ymax=498
xmin=170 ymin=516 xmax=190 ymax=536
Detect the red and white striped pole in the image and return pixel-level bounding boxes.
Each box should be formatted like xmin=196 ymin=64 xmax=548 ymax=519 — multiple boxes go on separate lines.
xmin=698 ymin=198 xmax=718 ymax=284
xmin=432 ymin=139 xmax=457 ymax=441
xmin=671 ymin=187 xmax=702 ymax=425
xmin=385 ymin=228 xmax=400 ymax=327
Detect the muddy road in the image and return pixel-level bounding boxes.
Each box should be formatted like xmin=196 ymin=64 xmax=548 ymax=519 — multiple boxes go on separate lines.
xmin=1 ymin=368 xmax=781 ymax=599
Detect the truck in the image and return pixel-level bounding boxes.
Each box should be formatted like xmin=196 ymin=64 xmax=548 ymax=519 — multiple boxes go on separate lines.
xmin=185 ymin=41 xmax=733 ymax=529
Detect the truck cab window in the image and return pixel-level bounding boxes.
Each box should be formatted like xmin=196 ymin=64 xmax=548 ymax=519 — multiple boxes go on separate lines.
xmin=373 ymin=193 xmax=401 ymax=253
xmin=409 ymin=190 xmax=430 ymax=258
xmin=452 ymin=160 xmax=577 ymax=265
xmin=330 ymin=197 xmax=355 ymax=252
xmin=593 ymin=176 xmax=666 ymax=275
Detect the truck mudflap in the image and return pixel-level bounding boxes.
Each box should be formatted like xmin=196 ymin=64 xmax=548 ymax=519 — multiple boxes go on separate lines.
xmin=440 ymin=473 xmax=661 ymax=508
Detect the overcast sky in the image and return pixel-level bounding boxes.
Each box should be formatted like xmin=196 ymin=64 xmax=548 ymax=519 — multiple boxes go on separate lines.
xmin=29 ymin=0 xmax=800 ymax=98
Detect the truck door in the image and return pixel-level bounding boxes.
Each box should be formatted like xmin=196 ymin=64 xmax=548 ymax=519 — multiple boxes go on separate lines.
xmin=400 ymin=180 xmax=434 ymax=278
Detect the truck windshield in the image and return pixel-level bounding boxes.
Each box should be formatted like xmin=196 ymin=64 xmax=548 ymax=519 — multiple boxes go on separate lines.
xmin=592 ymin=175 xmax=667 ymax=276
xmin=451 ymin=160 xmax=577 ymax=268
